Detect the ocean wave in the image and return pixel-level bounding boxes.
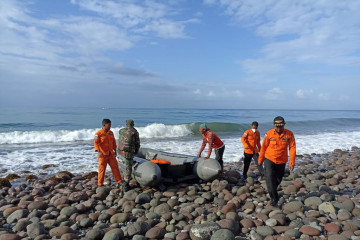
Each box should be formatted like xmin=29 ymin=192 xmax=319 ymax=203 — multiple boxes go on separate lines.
xmin=0 ymin=123 xmax=193 ymax=145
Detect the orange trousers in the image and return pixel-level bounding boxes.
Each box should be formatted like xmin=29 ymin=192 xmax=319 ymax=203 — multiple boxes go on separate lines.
xmin=97 ymin=154 xmax=122 ymax=186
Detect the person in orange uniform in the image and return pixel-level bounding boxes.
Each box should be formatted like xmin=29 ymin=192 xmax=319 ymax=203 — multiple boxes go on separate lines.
xmin=258 ymin=116 xmax=296 ymax=206
xmin=94 ymin=119 xmax=123 ymax=187
xmin=197 ymin=123 xmax=225 ymax=175
xmin=241 ymin=121 xmax=264 ymax=180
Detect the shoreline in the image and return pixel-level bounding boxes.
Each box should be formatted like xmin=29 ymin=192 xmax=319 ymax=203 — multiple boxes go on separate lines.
xmin=0 ymin=147 xmax=360 ymax=239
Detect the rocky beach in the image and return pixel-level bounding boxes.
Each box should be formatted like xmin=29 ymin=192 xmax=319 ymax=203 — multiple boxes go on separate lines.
xmin=1 ymin=147 xmax=360 ymax=240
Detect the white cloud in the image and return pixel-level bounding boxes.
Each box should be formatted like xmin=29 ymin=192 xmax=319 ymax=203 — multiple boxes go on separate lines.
xmin=194 ymin=89 xmax=201 ymax=94
xmin=265 ymin=87 xmax=283 ymax=100
xmin=207 ymin=0 xmax=360 ymax=66
xmin=207 ymin=91 xmax=215 ymax=97
xmin=296 ymin=89 xmax=313 ymax=98
xmin=318 ymin=93 xmax=330 ymax=101
xmin=339 ymin=95 xmax=350 ymax=101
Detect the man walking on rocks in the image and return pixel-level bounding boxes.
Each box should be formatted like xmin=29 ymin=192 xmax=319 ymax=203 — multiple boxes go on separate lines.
xmin=259 ymin=116 xmax=296 ymax=206
xmin=94 ymin=119 xmax=123 ymax=187
xmin=241 ymin=121 xmax=264 ymax=180
xmin=118 ymin=119 xmax=140 ymax=192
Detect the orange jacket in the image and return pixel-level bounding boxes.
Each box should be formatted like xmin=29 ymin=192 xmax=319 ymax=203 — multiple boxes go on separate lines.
xmin=241 ymin=129 xmax=261 ymax=154
xmin=94 ymin=129 xmax=117 ymax=156
xmin=258 ymin=128 xmax=296 ymax=166
xmin=200 ymin=130 xmax=224 ymax=157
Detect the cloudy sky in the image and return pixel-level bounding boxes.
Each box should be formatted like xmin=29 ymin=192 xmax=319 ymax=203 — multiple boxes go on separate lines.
xmin=1 ymin=0 xmax=359 ymax=109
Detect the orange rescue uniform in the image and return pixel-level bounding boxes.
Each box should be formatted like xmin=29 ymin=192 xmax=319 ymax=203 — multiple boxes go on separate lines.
xmin=94 ymin=129 xmax=122 ymax=186
xmin=241 ymin=129 xmax=261 ymax=154
xmin=258 ymin=128 xmax=296 ymax=166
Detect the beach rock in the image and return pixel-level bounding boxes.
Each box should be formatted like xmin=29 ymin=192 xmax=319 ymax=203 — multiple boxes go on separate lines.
xmin=145 ymin=226 xmax=166 ymax=239
xmin=283 ymin=201 xmax=303 ymax=213
xmin=124 ymin=190 xmax=138 ymax=201
xmin=7 ymin=209 xmax=29 ymax=224
xmin=28 ymin=201 xmax=48 ymax=210
xmin=96 ymin=186 xmax=111 ymax=200
xmin=337 ymin=209 xmax=352 ymax=221
xmin=211 ymin=179 xmax=228 ymax=193
xmin=221 ymin=203 xmax=236 ymax=214
xmin=110 ymin=213 xmax=129 ymax=223
xmin=272 ymin=226 xmax=294 ymax=234
xmin=218 ymin=219 xmax=240 ymax=235
xmin=236 ymin=186 xmax=250 ymax=195
xmin=61 ymin=233 xmax=80 ymax=240
xmin=133 ymin=235 xmax=146 ymax=240
xmin=210 ymin=229 xmax=235 ymax=240
xmin=60 ymin=206 xmax=77 ymax=217
xmin=80 ymin=217 xmax=93 ymax=228
xmin=304 ymin=197 xmax=322 ymax=209
xmin=265 ymin=219 xmax=277 ymax=227
xmin=190 ymin=222 xmax=221 ymax=240
xmin=240 ymin=219 xmax=254 ymax=228
xmin=103 ymin=228 xmax=124 ymax=240
xmin=12 ymin=219 xmax=31 ymax=232
xmin=0 ymin=234 xmax=21 ymax=240
xmin=128 ymin=221 xmax=151 ymax=237
xmin=49 ymin=226 xmax=74 ymax=237
xmin=325 ymin=222 xmax=341 ymax=233
xmin=319 ymin=202 xmax=336 ymax=213
xmin=86 ymin=228 xmax=105 ymax=240
xmin=69 ymin=191 xmax=88 ymax=202
xmin=26 ymin=222 xmax=45 ymax=239
xmin=256 ymin=226 xmax=274 ymax=237
xmin=135 ymin=193 xmax=151 ymax=204
xmin=154 ymin=203 xmax=171 ymax=215
xmin=284 ymin=185 xmax=298 ymax=194
xmin=0 ymin=178 xmax=11 ymax=188
xmin=284 ymin=229 xmax=300 ymax=238
xmin=299 ymin=225 xmax=321 ymax=236
xmin=176 ymin=232 xmax=190 ymax=240
xmin=328 ymin=235 xmax=349 ymax=240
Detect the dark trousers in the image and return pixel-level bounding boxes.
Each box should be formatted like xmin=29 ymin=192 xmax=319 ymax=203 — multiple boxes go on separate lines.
xmin=264 ymin=158 xmax=285 ymax=201
xmin=215 ymin=145 xmax=225 ymax=170
xmin=243 ymin=153 xmax=264 ymax=177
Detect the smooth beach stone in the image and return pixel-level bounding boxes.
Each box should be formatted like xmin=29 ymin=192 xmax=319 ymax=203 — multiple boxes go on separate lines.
xmin=256 ymin=226 xmax=274 ymax=237
xmin=210 ymin=229 xmax=235 ymax=240
xmin=49 ymin=226 xmax=74 ymax=237
xmin=265 ymin=219 xmax=277 ymax=227
xmin=0 ymin=234 xmax=21 ymax=240
xmin=26 ymin=222 xmax=45 ymax=239
xmin=319 ymin=202 xmax=336 ymax=213
xmin=127 ymin=221 xmax=150 ymax=237
xmin=6 ymin=209 xmax=29 ymax=224
xmin=304 ymin=197 xmax=322 ymax=209
xmin=190 ymin=222 xmax=221 ymax=240
xmin=103 ymin=228 xmax=124 ymax=240
xmin=110 ymin=213 xmax=129 ymax=223
xmin=86 ymin=228 xmax=105 ymax=240
xmin=284 ymin=228 xmax=301 ymax=238
xmin=60 ymin=206 xmax=77 ymax=217
xmin=283 ymin=201 xmax=304 ymax=213
xmin=135 ymin=193 xmax=151 ymax=204
xmin=154 ymin=203 xmax=171 ymax=215
xmin=145 ymin=226 xmax=166 ymax=239
xmin=299 ymin=225 xmax=321 ymax=236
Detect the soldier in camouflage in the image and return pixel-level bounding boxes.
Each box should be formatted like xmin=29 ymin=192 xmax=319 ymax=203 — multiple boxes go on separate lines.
xmin=118 ymin=119 xmax=140 ymax=191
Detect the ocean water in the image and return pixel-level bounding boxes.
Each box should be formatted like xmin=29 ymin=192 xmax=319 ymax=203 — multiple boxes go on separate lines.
xmin=1 ymin=107 xmax=360 ymax=177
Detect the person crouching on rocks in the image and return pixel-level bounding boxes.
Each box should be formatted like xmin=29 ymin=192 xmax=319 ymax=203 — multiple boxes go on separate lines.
xmin=197 ymin=123 xmax=225 ymax=176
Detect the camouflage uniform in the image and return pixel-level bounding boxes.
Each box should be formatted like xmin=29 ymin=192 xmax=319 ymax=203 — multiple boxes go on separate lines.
xmin=118 ymin=120 xmax=140 ymax=183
